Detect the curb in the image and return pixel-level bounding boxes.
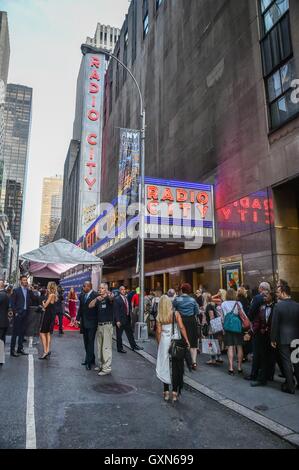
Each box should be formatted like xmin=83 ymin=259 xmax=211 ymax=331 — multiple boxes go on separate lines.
xmin=121 ymin=339 xmax=299 ymax=448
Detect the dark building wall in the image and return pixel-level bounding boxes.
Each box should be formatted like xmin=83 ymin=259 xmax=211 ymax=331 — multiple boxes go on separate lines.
xmin=100 ymin=0 xmax=299 ymax=292
xmin=60 ymin=140 xmax=80 ymax=243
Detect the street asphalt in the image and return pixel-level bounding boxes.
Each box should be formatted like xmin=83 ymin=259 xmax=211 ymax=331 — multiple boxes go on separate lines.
xmin=0 ymin=332 xmax=294 ymax=449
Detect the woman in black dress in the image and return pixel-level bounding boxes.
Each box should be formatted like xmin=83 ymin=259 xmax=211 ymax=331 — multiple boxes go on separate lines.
xmin=39 ymin=282 xmax=57 ymax=360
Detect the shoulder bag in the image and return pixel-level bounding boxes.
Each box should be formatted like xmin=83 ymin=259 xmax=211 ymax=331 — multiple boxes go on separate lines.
xmin=169 ymin=311 xmax=187 ymax=360
xmin=223 ymin=302 xmax=242 ymax=334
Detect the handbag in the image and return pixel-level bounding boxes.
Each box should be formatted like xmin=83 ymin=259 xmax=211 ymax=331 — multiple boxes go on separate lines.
xmin=223 ymin=302 xmax=242 ymax=334
xmin=210 ymin=316 xmax=223 ymax=334
xmin=236 ymin=303 xmax=251 ymax=330
xmin=202 ymin=338 xmax=221 ymax=355
xmin=169 ymin=311 xmax=187 ymax=360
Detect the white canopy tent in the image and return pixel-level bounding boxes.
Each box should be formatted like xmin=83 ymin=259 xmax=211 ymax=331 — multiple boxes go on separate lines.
xmin=19 ymin=238 xmax=103 ymax=278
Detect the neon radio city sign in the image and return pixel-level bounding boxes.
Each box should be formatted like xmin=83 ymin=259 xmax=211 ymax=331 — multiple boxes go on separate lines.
xmin=84 ymin=55 xmax=102 ymax=192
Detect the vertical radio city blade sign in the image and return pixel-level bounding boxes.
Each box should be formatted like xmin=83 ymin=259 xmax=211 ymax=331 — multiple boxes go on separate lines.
xmin=78 ymin=45 xmax=106 ymax=238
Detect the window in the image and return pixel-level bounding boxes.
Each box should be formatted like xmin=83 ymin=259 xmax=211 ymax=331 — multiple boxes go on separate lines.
xmin=123 ymin=29 xmax=128 ymax=83
xmin=261 ymin=0 xmax=289 ymax=34
xmin=143 ymin=0 xmax=149 ymax=39
xmin=259 ymin=0 xmax=298 ymax=129
xmin=132 ymin=0 xmax=137 ymax=63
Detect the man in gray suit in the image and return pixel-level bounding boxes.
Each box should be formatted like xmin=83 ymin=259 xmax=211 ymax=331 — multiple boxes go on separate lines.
xmin=271 ymin=281 xmax=299 ymax=394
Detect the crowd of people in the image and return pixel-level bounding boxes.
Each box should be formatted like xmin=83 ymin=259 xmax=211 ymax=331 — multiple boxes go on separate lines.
xmin=1 ymin=276 xmax=299 ymax=406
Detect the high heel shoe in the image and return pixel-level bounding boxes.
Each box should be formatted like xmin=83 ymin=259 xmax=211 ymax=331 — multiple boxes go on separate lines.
xmin=39 ymin=353 xmax=48 ymax=360
xmin=163 ymin=391 xmax=170 ymax=402
xmin=172 ymin=392 xmax=179 ymax=403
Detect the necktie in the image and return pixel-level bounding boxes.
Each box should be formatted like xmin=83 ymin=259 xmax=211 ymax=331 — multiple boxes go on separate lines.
xmin=123 ymin=296 xmax=129 ymax=315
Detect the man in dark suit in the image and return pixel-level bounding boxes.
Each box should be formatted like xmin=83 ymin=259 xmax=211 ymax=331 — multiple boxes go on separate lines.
xmin=10 ymin=275 xmax=31 ymax=356
xmin=271 ymin=281 xmax=299 ymax=394
xmin=0 ymin=280 xmax=10 ymax=365
xmin=76 ymin=281 xmax=98 ymax=370
xmin=114 ymin=286 xmax=143 ymax=353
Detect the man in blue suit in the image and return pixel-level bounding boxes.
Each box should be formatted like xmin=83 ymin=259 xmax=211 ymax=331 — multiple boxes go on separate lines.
xmin=10 ymin=275 xmax=31 ymax=357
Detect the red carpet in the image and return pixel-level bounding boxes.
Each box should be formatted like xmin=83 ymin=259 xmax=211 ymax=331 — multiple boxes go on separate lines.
xmin=53 ymin=315 xmax=80 ymax=332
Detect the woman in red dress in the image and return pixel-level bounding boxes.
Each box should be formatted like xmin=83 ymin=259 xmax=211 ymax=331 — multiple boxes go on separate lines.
xmin=68 ymin=288 xmax=78 ymax=326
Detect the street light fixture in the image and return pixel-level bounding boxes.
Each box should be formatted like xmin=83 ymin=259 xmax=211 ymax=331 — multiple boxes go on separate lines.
xmin=84 ymin=45 xmax=147 ymax=340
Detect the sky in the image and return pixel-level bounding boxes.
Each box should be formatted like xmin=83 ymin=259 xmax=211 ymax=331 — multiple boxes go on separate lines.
xmin=2 ymin=0 xmax=130 ymax=253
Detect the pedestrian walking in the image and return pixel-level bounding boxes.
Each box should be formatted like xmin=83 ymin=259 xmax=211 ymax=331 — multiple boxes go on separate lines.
xmin=39 ymin=282 xmax=58 ymax=360
xmin=68 ymin=287 xmax=78 ymax=327
xmin=114 ymin=286 xmax=143 ymax=354
xmin=150 ymin=289 xmax=162 ymax=333
xmin=0 ymin=280 xmax=10 ymax=366
xmin=271 ymin=281 xmax=299 ymax=394
xmin=76 ymin=281 xmax=98 ymax=370
xmin=202 ymin=293 xmax=223 ymax=365
xmin=10 ymin=275 xmax=31 ymax=357
xmin=173 ymin=283 xmax=200 ymax=370
xmin=131 ymin=287 xmax=140 ymax=332
xmin=249 ymin=291 xmax=276 ymax=387
xmin=156 ymin=295 xmax=190 ymax=402
xmin=89 ymin=283 xmax=114 ymax=376
xmin=244 ymin=281 xmax=271 ymax=381
xmin=222 ymin=288 xmax=246 ymax=375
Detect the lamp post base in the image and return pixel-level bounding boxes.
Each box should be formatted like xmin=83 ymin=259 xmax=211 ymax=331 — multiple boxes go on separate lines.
xmin=134 ymin=322 xmax=149 ymax=342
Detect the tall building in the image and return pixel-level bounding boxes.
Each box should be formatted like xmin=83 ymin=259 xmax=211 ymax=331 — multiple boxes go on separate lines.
xmin=39 ymin=176 xmax=63 ymax=247
xmin=2 ymin=83 xmax=32 ymax=246
xmin=0 ymin=12 xmax=9 ymax=86
xmin=0 ymin=11 xmax=10 ymax=176
xmin=86 ymin=23 xmax=120 ymax=52
xmin=82 ymin=0 xmax=299 ymax=298
xmin=61 ymin=44 xmax=106 ymax=242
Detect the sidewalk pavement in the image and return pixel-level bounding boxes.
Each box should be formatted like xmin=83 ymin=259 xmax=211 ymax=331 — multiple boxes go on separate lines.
xmin=123 ymin=335 xmax=299 ymax=447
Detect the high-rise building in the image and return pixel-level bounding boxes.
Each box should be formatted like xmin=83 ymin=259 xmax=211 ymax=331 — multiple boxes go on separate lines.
xmin=2 ymin=83 xmax=32 ymax=246
xmin=39 ymin=176 xmax=63 ymax=247
xmin=86 ymin=23 xmax=120 ymax=52
xmin=0 ymin=11 xmax=10 ymax=175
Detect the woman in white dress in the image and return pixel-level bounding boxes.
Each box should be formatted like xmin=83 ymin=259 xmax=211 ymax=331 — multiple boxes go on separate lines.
xmin=156 ymin=295 xmax=190 ymax=402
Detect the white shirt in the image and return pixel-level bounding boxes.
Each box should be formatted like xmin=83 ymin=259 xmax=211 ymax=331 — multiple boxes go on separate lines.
xmin=221 ymin=301 xmax=243 ymax=317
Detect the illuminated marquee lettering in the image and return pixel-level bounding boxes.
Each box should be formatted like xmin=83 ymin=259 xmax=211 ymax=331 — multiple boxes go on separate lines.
xmin=89 ymin=82 xmax=99 ymax=94
xmin=90 ymin=69 xmax=100 ymax=81
xmin=88 ymin=109 xmax=99 ymax=121
xmin=90 ymin=56 xmax=100 ymax=68
xmin=87 ymin=133 xmax=97 ymax=145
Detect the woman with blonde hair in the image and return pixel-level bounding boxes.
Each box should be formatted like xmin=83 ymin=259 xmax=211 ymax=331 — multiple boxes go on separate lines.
xmin=68 ymin=287 xmax=78 ymax=327
xmin=156 ymin=295 xmax=190 ymax=403
xmin=39 ymin=282 xmax=57 ymax=360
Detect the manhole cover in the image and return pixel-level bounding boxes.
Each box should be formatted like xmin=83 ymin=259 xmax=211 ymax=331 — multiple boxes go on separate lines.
xmin=93 ymin=383 xmax=136 ymax=395
xmin=254 ymin=405 xmax=269 ymax=412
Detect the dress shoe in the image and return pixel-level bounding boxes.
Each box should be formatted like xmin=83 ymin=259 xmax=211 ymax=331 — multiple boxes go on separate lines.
xmin=132 ymin=345 xmax=144 ymax=351
xmin=281 ymin=384 xmax=295 ymax=394
xmin=10 ymin=352 xmax=19 ymax=357
xmin=81 ymin=361 xmax=87 ymax=366
xmin=86 ymin=365 xmax=91 ymax=371
xmin=98 ymin=370 xmax=111 ymax=376
xmin=118 ymin=349 xmax=127 ymax=354
xmin=17 ymin=350 xmax=28 ymax=356
xmin=250 ymin=381 xmax=267 ymax=387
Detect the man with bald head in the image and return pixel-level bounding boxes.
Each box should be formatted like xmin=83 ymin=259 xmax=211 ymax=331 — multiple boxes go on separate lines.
xmin=76 ymin=281 xmax=98 ymax=370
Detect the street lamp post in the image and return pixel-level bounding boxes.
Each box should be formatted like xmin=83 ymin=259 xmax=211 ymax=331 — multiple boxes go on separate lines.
xmin=95 ymin=46 xmax=147 ymax=339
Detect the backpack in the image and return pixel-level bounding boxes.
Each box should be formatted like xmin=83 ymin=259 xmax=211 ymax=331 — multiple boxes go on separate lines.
xmin=151 ymin=299 xmax=159 ymax=318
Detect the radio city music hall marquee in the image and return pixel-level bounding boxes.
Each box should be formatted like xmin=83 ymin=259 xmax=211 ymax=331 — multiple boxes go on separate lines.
xmin=79 ymin=178 xmax=215 ymax=255
xmin=78 ymin=45 xmax=106 ymax=238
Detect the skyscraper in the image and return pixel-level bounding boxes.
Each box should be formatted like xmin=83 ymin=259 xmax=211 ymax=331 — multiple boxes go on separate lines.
xmin=39 ymin=176 xmax=63 ymax=247
xmin=86 ymin=23 xmax=120 ymax=52
xmin=0 ymin=11 xmax=10 ymax=175
xmin=2 ymin=83 xmax=32 ymax=246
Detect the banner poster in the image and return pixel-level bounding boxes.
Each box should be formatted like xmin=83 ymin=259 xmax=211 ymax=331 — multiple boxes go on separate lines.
xmin=118 ymin=129 xmax=140 ymax=206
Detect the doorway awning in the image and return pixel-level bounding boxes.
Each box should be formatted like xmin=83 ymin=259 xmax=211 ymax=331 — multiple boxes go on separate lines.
xmin=19 ymin=239 xmax=103 ymax=278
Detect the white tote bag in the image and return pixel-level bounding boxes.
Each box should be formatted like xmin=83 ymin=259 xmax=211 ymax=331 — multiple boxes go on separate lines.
xmin=210 ymin=316 xmax=223 ymax=334
xmin=201 ymin=338 xmax=221 ymax=355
